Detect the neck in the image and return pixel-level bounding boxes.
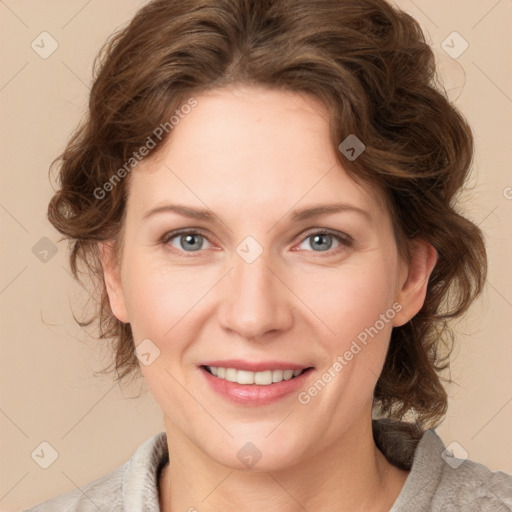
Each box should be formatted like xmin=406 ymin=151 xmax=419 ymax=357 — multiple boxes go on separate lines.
xmin=159 ymin=417 xmax=409 ymax=512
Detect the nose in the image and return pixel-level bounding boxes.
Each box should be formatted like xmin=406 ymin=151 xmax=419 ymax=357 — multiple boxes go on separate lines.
xmin=218 ymin=249 xmax=294 ymax=341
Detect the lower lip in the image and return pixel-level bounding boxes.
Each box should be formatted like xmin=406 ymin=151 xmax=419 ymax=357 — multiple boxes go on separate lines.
xmin=199 ymin=366 xmax=314 ymax=406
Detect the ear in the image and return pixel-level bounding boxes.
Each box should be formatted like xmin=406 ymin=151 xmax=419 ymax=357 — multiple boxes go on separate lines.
xmin=98 ymin=241 xmax=129 ymax=323
xmin=392 ymin=239 xmax=438 ymax=327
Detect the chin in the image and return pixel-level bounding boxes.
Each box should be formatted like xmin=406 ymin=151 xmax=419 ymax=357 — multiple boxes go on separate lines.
xmin=202 ymin=431 xmax=304 ymax=472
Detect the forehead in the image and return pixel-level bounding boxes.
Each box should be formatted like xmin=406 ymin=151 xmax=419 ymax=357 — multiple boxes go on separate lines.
xmin=127 ymin=86 xmax=389 ymax=226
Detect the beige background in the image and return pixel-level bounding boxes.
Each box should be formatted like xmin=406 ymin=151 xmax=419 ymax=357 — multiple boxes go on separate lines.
xmin=1 ymin=1 xmax=511 ymax=510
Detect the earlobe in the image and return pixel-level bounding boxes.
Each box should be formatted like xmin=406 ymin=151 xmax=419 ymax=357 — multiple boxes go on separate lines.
xmin=392 ymin=240 xmax=438 ymax=327
xmin=98 ymin=241 xmax=130 ymax=323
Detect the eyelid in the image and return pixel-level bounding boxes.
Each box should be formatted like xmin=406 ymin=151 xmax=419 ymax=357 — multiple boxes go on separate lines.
xmin=298 ymin=227 xmax=353 ymax=245
xmin=161 ymin=228 xmax=211 ymax=245
xmin=160 ymin=227 xmax=353 ymax=255
xmin=292 ymin=228 xmax=353 ymax=255
xmin=161 ymin=228 xmax=215 ymax=254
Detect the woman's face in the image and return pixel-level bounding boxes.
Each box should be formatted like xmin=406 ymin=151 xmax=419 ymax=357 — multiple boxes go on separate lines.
xmin=102 ymin=85 xmax=425 ymax=470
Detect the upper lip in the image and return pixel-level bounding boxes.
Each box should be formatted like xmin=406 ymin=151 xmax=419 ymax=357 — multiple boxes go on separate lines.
xmin=200 ymin=359 xmax=312 ymax=372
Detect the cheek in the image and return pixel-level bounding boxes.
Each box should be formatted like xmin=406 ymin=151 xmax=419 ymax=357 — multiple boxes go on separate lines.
xmin=120 ymin=251 xmax=199 ymax=342
xmin=293 ymin=260 xmax=398 ymax=416
xmin=297 ymin=258 xmax=398 ymax=344
xmin=120 ymin=254 xmax=203 ymax=412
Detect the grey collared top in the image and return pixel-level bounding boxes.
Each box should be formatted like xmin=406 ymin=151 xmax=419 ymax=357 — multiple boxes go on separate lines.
xmin=24 ymin=419 xmax=512 ymax=512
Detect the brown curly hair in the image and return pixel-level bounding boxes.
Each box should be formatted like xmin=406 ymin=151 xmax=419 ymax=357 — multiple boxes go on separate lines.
xmin=48 ymin=0 xmax=487 ymax=429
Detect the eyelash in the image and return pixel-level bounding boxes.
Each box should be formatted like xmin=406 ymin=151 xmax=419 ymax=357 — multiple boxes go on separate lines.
xmin=160 ymin=228 xmax=353 ymax=257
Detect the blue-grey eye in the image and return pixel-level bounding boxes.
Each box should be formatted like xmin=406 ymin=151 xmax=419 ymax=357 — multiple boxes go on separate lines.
xmin=298 ymin=232 xmax=346 ymax=252
xmin=169 ymin=233 xmax=211 ymax=252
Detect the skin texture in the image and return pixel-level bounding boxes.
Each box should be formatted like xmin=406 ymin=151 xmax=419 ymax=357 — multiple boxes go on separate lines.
xmin=100 ymin=85 xmax=437 ymax=512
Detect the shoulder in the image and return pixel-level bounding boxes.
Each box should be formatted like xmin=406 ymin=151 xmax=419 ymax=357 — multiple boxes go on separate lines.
xmin=373 ymin=419 xmax=512 ymax=512
xmin=23 ymin=431 xmax=168 ymax=512
xmin=22 ymin=465 xmax=125 ymax=512
xmin=432 ymin=449 xmax=512 ymax=512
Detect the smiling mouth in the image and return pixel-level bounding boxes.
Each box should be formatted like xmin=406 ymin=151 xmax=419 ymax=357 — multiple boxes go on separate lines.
xmin=201 ymin=365 xmax=313 ymax=385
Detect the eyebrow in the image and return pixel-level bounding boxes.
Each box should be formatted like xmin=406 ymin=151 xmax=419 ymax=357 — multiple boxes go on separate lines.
xmin=142 ymin=202 xmax=372 ymax=223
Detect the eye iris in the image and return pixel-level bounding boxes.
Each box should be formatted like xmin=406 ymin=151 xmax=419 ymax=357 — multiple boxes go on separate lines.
xmin=181 ymin=233 xmax=203 ymax=251
xmin=173 ymin=232 xmax=339 ymax=252
xmin=311 ymin=234 xmax=333 ymax=251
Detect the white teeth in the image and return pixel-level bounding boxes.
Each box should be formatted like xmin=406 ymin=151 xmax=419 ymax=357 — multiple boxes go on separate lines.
xmin=237 ymin=370 xmax=255 ymax=385
xmin=272 ymin=369 xmax=283 ymax=382
xmin=283 ymin=369 xmax=294 ymax=380
xmin=254 ymin=370 xmax=272 ymax=385
xmin=206 ymin=366 xmax=305 ymax=385
xmin=225 ymin=368 xmax=237 ymax=382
